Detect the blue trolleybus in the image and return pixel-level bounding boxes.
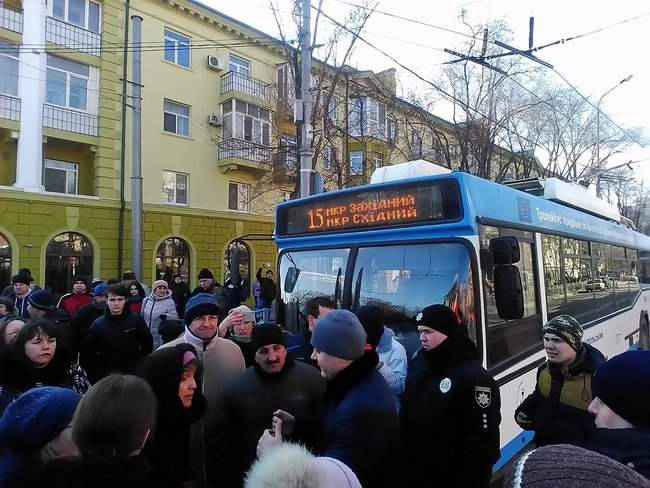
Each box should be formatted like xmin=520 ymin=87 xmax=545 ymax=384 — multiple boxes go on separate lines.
xmin=273 ymin=162 xmax=650 ymax=474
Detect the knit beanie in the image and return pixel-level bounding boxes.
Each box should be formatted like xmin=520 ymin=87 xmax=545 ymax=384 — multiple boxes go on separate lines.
xmin=152 ymin=280 xmax=168 ymax=292
xmin=506 ymin=444 xmax=650 ymax=487
xmin=415 ymin=304 xmax=459 ymax=336
xmin=198 ymin=268 xmax=214 ymax=280
xmin=592 ymin=350 xmax=650 ymax=427
xmin=311 ymin=309 xmax=366 ymax=360
xmin=252 ymin=323 xmax=286 ymax=352
xmin=184 ymin=293 xmax=221 ymax=325
xmin=93 ymin=283 xmax=109 ymax=296
xmin=230 ymin=305 xmax=256 ymax=324
xmin=354 ymin=305 xmax=384 ymax=350
xmin=0 ymin=386 xmax=81 ymax=452
xmin=27 ymin=289 xmax=55 ymax=310
xmin=542 ymin=315 xmax=583 ymax=351
xmin=11 ymin=274 xmax=31 ymax=286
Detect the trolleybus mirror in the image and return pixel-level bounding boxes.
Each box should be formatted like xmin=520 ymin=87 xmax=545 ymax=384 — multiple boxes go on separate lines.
xmin=494 ymin=266 xmax=524 ymax=319
xmin=284 ymin=267 xmax=300 ymax=293
xmin=490 ymin=236 xmax=520 ymax=265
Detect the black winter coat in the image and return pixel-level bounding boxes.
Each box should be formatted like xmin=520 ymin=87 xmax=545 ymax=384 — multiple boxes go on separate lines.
xmin=401 ymin=333 xmax=501 ymax=488
xmin=216 ymin=357 xmax=325 ymax=487
xmin=71 ymin=302 xmax=105 ymax=354
xmin=80 ymin=307 xmax=153 ymax=383
xmin=318 ymin=351 xmax=402 ymax=488
xmin=578 ymin=427 xmax=650 ymax=479
xmin=515 ymin=343 xmax=605 ymax=446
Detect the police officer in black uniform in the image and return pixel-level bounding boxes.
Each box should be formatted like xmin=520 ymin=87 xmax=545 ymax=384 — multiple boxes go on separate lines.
xmin=401 ymin=304 xmax=501 ymax=488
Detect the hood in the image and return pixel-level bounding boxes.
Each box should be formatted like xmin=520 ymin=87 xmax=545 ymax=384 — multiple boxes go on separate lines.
xmin=376 ymin=326 xmax=394 ymax=353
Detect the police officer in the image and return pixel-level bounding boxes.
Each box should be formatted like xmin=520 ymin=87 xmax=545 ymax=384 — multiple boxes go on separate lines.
xmin=401 ymin=304 xmax=501 ymax=488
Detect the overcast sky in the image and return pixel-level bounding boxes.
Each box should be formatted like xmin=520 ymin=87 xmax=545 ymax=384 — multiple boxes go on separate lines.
xmin=205 ymin=0 xmax=650 ymax=182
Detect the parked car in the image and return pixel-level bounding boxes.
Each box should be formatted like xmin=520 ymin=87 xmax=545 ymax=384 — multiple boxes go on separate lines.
xmin=585 ymin=279 xmax=606 ymax=292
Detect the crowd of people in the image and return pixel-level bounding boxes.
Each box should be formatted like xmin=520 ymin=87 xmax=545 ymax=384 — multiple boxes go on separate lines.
xmin=0 ymin=265 xmax=649 ymax=488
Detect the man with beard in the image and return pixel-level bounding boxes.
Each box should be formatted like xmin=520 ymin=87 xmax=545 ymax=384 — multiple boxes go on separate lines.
xmin=401 ymin=304 xmax=500 ymax=488
xmin=215 ymin=324 xmax=324 ymax=487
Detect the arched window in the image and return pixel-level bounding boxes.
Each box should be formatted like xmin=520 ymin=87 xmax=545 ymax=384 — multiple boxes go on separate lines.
xmin=156 ymin=237 xmax=190 ymax=283
xmin=45 ymin=232 xmax=93 ymax=298
xmin=0 ymin=233 xmax=11 ymax=290
xmin=224 ymin=240 xmax=250 ymax=289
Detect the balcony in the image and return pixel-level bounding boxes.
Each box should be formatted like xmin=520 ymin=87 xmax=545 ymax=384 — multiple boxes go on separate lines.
xmin=46 ymin=16 xmax=100 ymax=56
xmin=43 ymin=104 xmax=98 ymax=137
xmin=0 ymin=4 xmax=22 ymax=33
xmin=220 ymin=71 xmax=269 ymax=103
xmin=217 ymin=138 xmax=271 ymax=173
xmin=0 ymin=94 xmax=20 ymax=121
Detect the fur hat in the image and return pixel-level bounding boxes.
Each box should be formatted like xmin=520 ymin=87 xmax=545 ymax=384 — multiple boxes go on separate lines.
xmin=592 ymin=350 xmax=650 ymax=427
xmin=184 ymin=293 xmax=220 ymax=325
xmin=198 ymin=268 xmax=214 ymax=280
xmin=244 ymin=443 xmax=362 ymax=488
xmin=543 ymin=315 xmax=583 ymax=351
xmin=506 ymin=444 xmax=650 ymax=487
xmin=28 ymin=289 xmax=55 ymax=311
xmin=416 ymin=304 xmax=459 ymax=337
xmin=311 ymin=310 xmax=366 ymax=361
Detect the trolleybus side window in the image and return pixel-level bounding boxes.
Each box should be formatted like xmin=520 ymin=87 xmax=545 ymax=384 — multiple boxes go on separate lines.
xmin=351 ymin=243 xmax=475 ymax=360
xmin=480 ymin=225 xmax=541 ymax=369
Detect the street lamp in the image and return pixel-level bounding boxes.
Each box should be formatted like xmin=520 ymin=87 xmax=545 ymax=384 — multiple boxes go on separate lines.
xmin=596 ymin=74 xmax=633 ymax=197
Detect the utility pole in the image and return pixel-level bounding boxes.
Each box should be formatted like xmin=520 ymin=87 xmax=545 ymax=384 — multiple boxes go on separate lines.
xmin=299 ymin=0 xmax=313 ymax=198
xmin=130 ymin=15 xmax=144 ymax=281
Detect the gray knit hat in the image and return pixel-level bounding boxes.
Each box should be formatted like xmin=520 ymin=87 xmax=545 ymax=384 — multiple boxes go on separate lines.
xmin=506 ymin=444 xmax=650 ymax=487
xmin=542 ymin=315 xmax=583 ymax=351
xmin=311 ymin=310 xmax=366 ymax=360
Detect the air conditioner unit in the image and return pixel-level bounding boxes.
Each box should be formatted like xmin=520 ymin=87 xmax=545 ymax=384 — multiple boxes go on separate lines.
xmin=207 ymin=55 xmax=222 ymax=71
xmin=207 ymin=114 xmax=223 ymax=126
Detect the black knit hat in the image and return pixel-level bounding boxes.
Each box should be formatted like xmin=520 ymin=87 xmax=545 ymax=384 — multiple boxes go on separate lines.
xmin=11 ymin=274 xmax=31 ymax=286
xmin=543 ymin=315 xmax=583 ymax=351
xmin=252 ymin=323 xmax=286 ymax=352
xmin=506 ymin=444 xmax=650 ymax=487
xmin=592 ymin=350 xmax=650 ymax=427
xmin=198 ymin=268 xmax=214 ymax=280
xmin=415 ymin=304 xmax=459 ymax=337
xmin=354 ymin=305 xmax=384 ymax=350
xmin=27 ymin=290 xmax=55 ymax=311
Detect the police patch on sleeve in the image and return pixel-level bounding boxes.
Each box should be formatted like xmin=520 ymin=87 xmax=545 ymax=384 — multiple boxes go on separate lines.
xmin=439 ymin=377 xmax=452 ymax=393
xmin=475 ymin=386 xmax=492 ymax=408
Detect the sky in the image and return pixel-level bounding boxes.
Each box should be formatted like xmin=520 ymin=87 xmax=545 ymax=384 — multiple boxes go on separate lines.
xmin=204 ymin=0 xmax=650 ymax=183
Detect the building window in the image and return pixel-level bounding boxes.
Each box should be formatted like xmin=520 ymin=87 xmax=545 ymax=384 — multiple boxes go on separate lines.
xmin=163 ymin=99 xmax=190 ymax=136
xmin=410 ymin=129 xmax=422 ymax=156
xmin=325 ymin=95 xmax=337 ymax=124
xmin=162 ymin=171 xmax=188 ymax=205
xmin=0 ymin=233 xmax=11 ymax=291
xmin=46 ymin=55 xmax=90 ymax=111
xmin=323 ymin=145 xmax=335 ymax=170
xmin=278 ymin=135 xmax=297 ymax=168
xmin=224 ymin=240 xmax=251 ymax=290
xmin=348 ymin=97 xmax=387 ymax=139
xmin=277 ymin=63 xmax=293 ymax=105
xmin=45 ymin=232 xmax=93 ymax=298
xmin=229 ymin=54 xmax=251 ymax=76
xmin=228 ymin=182 xmax=250 ymax=212
xmin=372 ymin=153 xmax=383 ymax=170
xmin=0 ymin=41 xmax=19 ymax=96
xmin=350 ymin=151 xmax=363 ymax=176
xmin=349 ymin=97 xmax=363 ymax=137
xmin=163 ymin=29 xmax=191 ymax=68
xmin=387 ymin=118 xmax=397 ymax=144
xmin=52 ymin=0 xmax=101 ymax=33
xmin=43 ymin=159 xmax=78 ymax=194
xmin=222 ymin=99 xmax=270 ymax=145
xmin=156 ymin=237 xmax=190 ymax=283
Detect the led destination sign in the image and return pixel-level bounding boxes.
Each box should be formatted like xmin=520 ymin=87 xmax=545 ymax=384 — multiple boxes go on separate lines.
xmin=277 ymin=179 xmax=462 ymax=236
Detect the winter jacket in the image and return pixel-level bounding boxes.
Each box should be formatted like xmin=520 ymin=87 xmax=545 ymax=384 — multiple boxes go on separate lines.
xmin=170 ymin=277 xmax=190 ymax=317
xmin=70 ymin=301 xmax=105 ymax=354
xmin=159 ymin=329 xmax=244 ymax=488
xmin=80 ymin=307 xmax=153 ymax=383
xmin=318 ymin=350 xmax=402 ymax=488
xmin=141 ymin=291 xmax=179 ymax=349
xmin=58 ymin=293 xmax=93 ymax=317
xmin=515 ymin=343 xmax=606 ymax=446
xmin=12 ymin=292 xmax=31 ymax=319
xmin=225 ymin=334 xmax=257 ymax=367
xmin=287 ymin=329 xmax=317 ymax=367
xmin=256 ymin=268 xmax=276 ymax=303
xmin=223 ymin=278 xmax=248 ymax=314
xmin=189 ymin=283 xmax=227 ymax=312
xmin=137 ymin=343 xmax=207 ymax=488
xmin=376 ymin=326 xmax=408 ymax=411
xmin=0 ymin=351 xmax=89 ymax=415
xmin=401 ymin=333 xmax=501 ymax=488
xmin=578 ymin=427 xmax=650 ymax=479
xmin=216 ymin=357 xmax=325 ymax=487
